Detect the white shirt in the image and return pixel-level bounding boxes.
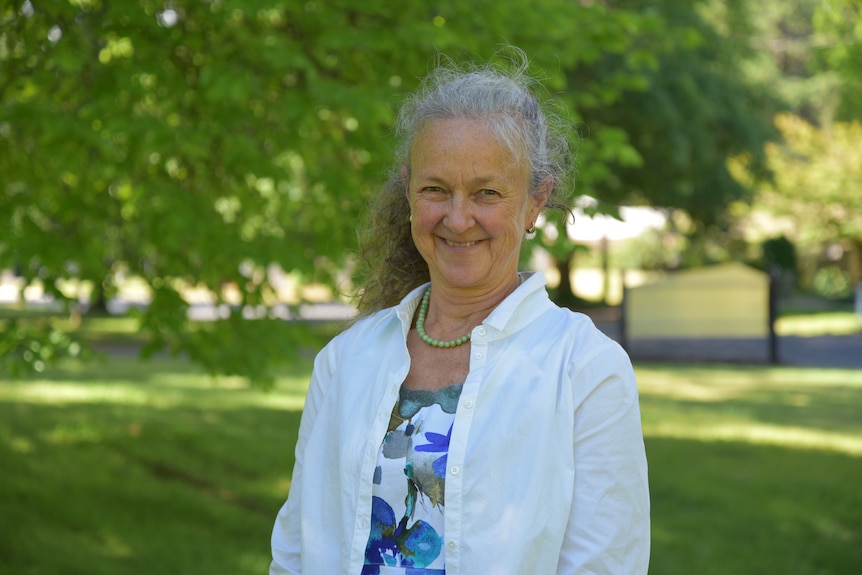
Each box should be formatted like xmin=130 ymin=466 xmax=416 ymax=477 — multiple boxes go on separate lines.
xmin=270 ymin=272 xmax=650 ymax=575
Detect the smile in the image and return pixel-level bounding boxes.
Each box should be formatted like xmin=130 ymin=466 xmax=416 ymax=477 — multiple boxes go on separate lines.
xmin=444 ymin=239 xmax=478 ymax=248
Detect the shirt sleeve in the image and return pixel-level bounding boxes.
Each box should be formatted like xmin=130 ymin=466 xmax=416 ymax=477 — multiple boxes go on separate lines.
xmin=556 ymin=343 xmax=651 ymax=575
xmin=270 ymin=343 xmax=336 ymax=575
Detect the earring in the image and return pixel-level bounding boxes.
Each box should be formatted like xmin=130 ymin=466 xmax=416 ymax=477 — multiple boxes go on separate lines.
xmin=409 ymin=213 xmax=413 ymax=223
xmin=525 ymin=225 xmax=536 ymax=239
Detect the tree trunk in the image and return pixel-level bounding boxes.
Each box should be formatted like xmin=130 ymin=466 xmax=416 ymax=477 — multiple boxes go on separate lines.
xmin=553 ymin=251 xmax=578 ymax=309
xmin=88 ymin=279 xmax=109 ymax=314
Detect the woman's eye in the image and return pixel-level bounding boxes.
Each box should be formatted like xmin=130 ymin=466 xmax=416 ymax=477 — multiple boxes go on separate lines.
xmin=480 ymin=189 xmax=499 ymax=196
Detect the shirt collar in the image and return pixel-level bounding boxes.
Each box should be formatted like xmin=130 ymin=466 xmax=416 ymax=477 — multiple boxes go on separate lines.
xmin=387 ymin=271 xmax=552 ymax=336
xmin=483 ymin=271 xmax=552 ymax=335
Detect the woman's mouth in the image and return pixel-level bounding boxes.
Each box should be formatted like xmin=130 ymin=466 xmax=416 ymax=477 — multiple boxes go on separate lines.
xmin=444 ymin=239 xmax=478 ymax=248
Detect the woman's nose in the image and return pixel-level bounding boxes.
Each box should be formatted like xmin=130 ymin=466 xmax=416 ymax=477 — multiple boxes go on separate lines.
xmin=445 ymin=197 xmax=475 ymax=232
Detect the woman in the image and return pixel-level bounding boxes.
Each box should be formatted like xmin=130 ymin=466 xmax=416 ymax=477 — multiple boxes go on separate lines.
xmin=270 ymin=49 xmax=650 ymax=575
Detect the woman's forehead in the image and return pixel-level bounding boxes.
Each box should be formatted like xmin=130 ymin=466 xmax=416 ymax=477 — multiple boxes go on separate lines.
xmin=411 ymin=118 xmax=527 ymax=163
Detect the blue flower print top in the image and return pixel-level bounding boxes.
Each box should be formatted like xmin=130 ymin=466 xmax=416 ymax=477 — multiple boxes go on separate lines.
xmin=362 ymin=382 xmax=463 ymax=575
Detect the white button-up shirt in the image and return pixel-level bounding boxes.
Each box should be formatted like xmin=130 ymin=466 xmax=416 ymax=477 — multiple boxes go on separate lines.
xmin=271 ymin=272 xmax=650 ymax=574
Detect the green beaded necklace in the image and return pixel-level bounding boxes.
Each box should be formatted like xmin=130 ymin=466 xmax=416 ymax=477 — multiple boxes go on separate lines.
xmin=416 ymin=276 xmax=524 ymax=349
xmin=415 ymin=287 xmax=471 ymax=348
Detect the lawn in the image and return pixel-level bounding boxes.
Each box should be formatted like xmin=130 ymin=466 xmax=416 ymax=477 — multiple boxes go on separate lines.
xmin=776 ymin=311 xmax=860 ymax=337
xmin=1 ymin=356 xmax=861 ymax=574
xmin=638 ymin=365 xmax=862 ymax=574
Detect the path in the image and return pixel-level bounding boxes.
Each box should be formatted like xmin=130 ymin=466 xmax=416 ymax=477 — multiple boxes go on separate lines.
xmin=586 ymin=313 xmax=862 ymax=369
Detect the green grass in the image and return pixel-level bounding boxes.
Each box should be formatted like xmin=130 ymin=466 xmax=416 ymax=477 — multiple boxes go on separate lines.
xmin=0 ymin=358 xmax=310 ymax=575
xmin=1 ymin=358 xmax=861 ymax=574
xmin=776 ymin=311 xmax=861 ymax=336
xmin=637 ymin=365 xmax=862 ymax=574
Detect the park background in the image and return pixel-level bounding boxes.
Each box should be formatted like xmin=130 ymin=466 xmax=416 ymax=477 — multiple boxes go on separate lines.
xmin=1 ymin=0 xmax=861 ymax=573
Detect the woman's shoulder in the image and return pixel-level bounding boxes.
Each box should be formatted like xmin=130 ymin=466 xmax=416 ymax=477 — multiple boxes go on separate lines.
xmin=541 ymin=302 xmax=610 ymax=336
xmin=320 ymin=304 xmax=405 ymax=354
xmin=537 ymin=304 xmax=629 ymax=363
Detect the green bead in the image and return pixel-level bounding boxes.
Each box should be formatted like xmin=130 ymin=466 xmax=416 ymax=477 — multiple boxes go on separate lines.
xmin=416 ymin=287 xmax=471 ymax=349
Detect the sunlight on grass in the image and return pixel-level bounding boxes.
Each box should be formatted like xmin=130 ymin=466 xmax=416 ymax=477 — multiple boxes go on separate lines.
xmin=636 ymin=365 xmax=862 ymax=457
xmin=776 ymin=312 xmax=861 ymax=336
xmin=2 ymin=356 xmax=861 ymax=574
xmin=42 ymin=421 xmax=104 ymax=445
xmin=646 ymin=421 xmax=862 ymax=456
xmin=0 ymin=360 xmax=310 ymax=412
xmin=96 ymin=531 xmax=133 ymax=559
xmin=0 ymin=382 xmax=151 ymax=405
xmin=0 ymin=380 xmax=308 ymax=411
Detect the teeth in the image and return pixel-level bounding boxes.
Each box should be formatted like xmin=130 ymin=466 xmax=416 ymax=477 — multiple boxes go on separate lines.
xmin=446 ymin=240 xmax=477 ymax=247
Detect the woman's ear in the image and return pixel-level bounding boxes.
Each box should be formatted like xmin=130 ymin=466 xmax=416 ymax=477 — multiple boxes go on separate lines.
xmin=529 ymin=177 xmax=552 ymax=221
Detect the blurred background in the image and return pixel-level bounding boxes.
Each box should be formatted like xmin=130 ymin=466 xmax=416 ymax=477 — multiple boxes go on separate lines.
xmin=1 ymin=1 xmax=861 ymax=574
xmin=2 ymin=0 xmax=860 ymax=379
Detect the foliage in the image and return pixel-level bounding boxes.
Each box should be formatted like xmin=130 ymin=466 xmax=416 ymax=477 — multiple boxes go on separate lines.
xmin=0 ymin=0 xmax=668 ymax=381
xmin=533 ymin=0 xmax=779 ymax=305
xmin=704 ymin=0 xmax=829 ymax=122
xmin=761 ymin=235 xmax=798 ymax=273
xmin=734 ymin=113 xmax=862 ymax=296
xmin=572 ymin=0 xmax=777 ymax=221
xmin=0 ymin=318 xmax=90 ymax=376
xmin=6 ymin=1 xmax=840 ymax=380
xmin=600 ymin=0 xmax=861 ymax=286
xmin=812 ymin=0 xmax=862 ymax=122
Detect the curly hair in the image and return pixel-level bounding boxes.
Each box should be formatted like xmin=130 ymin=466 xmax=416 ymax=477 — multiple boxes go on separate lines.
xmin=354 ymin=47 xmax=574 ymax=314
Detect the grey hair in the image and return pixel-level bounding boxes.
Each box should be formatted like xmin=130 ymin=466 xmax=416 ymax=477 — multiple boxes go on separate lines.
xmin=396 ymin=48 xmax=572 ymax=205
xmin=354 ymin=48 xmax=574 ymax=314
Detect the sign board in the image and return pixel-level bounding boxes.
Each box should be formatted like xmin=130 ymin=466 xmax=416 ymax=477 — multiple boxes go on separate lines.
xmin=626 ymin=262 xmax=770 ymax=339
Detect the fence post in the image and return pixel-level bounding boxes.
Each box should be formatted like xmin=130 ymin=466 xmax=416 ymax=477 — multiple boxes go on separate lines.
xmin=620 ymin=282 xmax=628 ymax=352
xmin=768 ymin=269 xmax=779 ymax=365
xmin=855 ymin=282 xmax=862 ymax=322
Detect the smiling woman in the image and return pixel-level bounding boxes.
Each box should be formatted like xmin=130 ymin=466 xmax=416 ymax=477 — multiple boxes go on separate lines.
xmin=269 ymin=47 xmax=650 ymax=575
xmin=406 ymin=118 xmax=545 ymax=295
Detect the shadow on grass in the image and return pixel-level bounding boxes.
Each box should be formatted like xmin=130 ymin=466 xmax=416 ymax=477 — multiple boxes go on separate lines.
xmin=0 ymin=367 xmax=305 ymax=575
xmin=647 ymin=436 xmax=862 ymax=575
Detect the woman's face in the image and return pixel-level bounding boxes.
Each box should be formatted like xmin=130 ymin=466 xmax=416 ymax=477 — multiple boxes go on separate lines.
xmin=406 ymin=118 xmax=546 ymax=292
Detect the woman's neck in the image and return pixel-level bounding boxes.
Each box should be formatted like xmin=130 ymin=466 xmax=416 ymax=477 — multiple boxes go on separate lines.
xmin=421 ymin=274 xmax=522 ymax=335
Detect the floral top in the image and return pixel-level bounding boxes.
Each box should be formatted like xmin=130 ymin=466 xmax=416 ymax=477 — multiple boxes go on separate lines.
xmin=362 ymin=382 xmax=464 ymax=575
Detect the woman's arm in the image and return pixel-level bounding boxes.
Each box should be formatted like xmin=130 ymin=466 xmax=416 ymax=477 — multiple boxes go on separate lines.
xmin=270 ymin=345 xmax=336 ymax=575
xmin=557 ymin=344 xmax=651 ymax=574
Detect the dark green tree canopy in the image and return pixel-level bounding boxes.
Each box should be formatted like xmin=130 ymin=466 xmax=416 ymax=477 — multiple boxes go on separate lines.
xmin=571 ymin=0 xmax=778 ymax=225
xmin=1 ymin=0 xmax=785 ymax=382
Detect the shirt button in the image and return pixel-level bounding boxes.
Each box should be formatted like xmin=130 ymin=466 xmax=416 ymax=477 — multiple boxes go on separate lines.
xmin=450 ymin=466 xmax=460 ymax=476
xmin=474 ymin=352 xmax=483 ymax=360
xmin=463 ymin=399 xmax=474 ymax=409
xmin=476 ymin=327 xmax=486 ymax=336
xmin=448 ymin=541 xmax=457 ymax=551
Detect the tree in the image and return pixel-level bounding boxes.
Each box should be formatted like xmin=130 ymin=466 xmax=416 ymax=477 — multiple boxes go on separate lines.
xmin=733 ymin=113 xmax=862 ymax=296
xmin=812 ymin=0 xmax=862 ymax=122
xmin=579 ymin=0 xmax=778 ymax=219
xmin=532 ymin=0 xmax=779 ymax=306
xmin=1 ymin=0 xmax=666 ymax=382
